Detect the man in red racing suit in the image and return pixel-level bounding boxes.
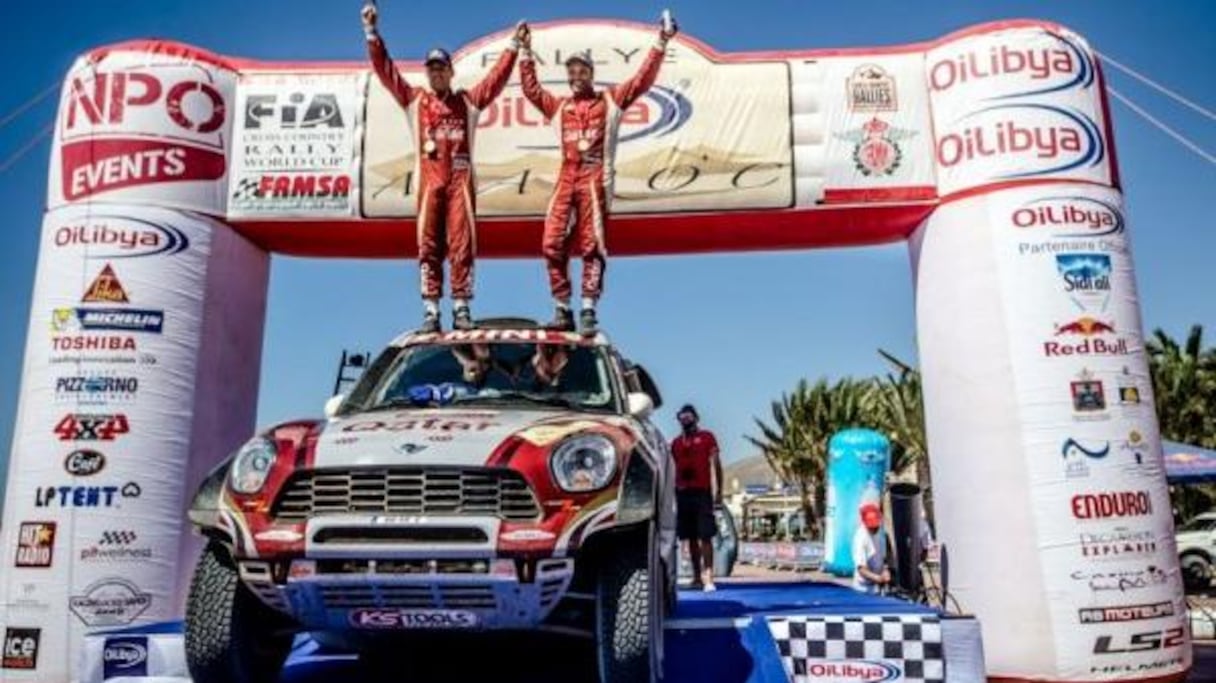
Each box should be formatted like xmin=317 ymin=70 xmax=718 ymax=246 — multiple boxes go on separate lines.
xmin=363 ymin=4 xmax=523 ymax=332
xmin=518 ymin=18 xmax=677 ymax=335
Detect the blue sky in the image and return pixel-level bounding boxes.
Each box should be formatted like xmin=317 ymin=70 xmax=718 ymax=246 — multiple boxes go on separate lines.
xmin=1 ymin=0 xmax=1214 ymax=500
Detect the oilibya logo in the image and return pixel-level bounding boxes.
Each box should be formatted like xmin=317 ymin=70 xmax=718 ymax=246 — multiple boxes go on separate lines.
xmin=929 ymin=30 xmax=1095 ymax=99
xmin=1010 ymin=196 xmax=1124 ymax=237
xmin=936 ymin=104 xmax=1105 ymax=178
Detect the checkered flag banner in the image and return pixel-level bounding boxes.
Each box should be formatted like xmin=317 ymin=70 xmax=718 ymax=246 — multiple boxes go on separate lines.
xmin=767 ymin=614 xmax=944 ymax=683
xmin=231 ymin=177 xmax=262 ymax=200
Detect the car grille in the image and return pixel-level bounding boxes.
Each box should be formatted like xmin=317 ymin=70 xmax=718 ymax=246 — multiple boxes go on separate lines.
xmin=271 ymin=467 xmax=541 ymax=523
xmin=319 ymin=583 xmax=498 ymax=609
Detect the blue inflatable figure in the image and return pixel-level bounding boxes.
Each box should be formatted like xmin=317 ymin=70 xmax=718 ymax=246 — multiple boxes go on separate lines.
xmin=822 ymin=428 xmax=891 ymax=577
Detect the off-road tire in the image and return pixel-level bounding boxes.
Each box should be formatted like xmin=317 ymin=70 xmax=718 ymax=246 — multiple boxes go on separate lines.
xmin=595 ymin=532 xmax=663 ymax=683
xmin=184 ymin=541 xmax=294 ymax=683
xmin=1182 ymin=553 xmax=1213 ymax=594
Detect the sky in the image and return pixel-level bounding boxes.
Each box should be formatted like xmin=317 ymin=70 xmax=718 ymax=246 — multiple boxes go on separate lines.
xmin=0 ymin=0 xmax=1214 ymax=505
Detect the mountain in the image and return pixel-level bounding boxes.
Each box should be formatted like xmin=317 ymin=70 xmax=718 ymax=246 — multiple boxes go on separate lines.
xmin=722 ymin=454 xmax=783 ymax=493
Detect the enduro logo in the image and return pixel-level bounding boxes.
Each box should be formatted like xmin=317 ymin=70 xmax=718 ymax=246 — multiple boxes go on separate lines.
xmin=937 ymin=104 xmax=1105 ymax=179
xmin=929 ymin=30 xmax=1095 ymax=100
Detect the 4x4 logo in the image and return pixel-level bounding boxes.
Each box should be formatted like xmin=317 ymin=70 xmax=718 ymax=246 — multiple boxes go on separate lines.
xmin=54 ymin=414 xmax=130 ymax=442
xmin=1094 ymin=626 xmax=1185 ymax=654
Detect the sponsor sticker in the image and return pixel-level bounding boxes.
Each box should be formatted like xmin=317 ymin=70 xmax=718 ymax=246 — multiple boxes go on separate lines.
xmin=833 ymin=117 xmax=916 ymax=177
xmin=54 ymin=374 xmax=139 ymax=404
xmin=846 ymin=64 xmax=898 ymax=113
xmin=1 ymin=628 xmax=40 ymax=670
xmin=69 ymin=578 xmax=152 ymax=626
xmin=102 ymin=635 xmax=149 ymax=679
xmin=14 ymin=523 xmax=56 ymax=569
xmin=1079 ymin=601 xmax=1174 ymax=624
xmin=82 ymin=263 xmax=129 ymax=303
xmin=51 ymin=308 xmax=164 ymax=334
xmin=34 ymin=481 xmax=141 ymax=509
xmin=1043 ymin=317 xmax=1131 ymax=358
xmin=64 ymin=449 xmax=107 ymax=476
xmin=52 ymin=217 xmax=190 ymax=258
xmin=1070 ymin=369 xmax=1107 ymax=420
xmin=1080 ymin=527 xmax=1158 ymax=561
xmin=54 ymin=413 xmax=130 ymax=441
xmin=80 ymin=530 xmax=153 ymax=562
xmin=1071 ymin=490 xmax=1153 ymax=520
xmin=803 ymin=660 xmax=902 ymax=682
xmin=60 ymin=69 xmax=228 ymax=201
xmin=349 ymin=608 xmax=479 ymax=630
xmin=1071 ymin=566 xmax=1170 ymax=593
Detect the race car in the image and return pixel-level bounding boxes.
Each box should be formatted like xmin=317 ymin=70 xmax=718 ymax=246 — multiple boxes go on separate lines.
xmin=184 ymin=320 xmax=677 ymax=683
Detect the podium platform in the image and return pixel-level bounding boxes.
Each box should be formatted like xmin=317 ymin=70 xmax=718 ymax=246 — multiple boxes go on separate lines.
xmin=78 ymin=581 xmax=985 ymax=682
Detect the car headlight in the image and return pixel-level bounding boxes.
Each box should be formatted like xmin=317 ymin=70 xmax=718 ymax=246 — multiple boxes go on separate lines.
xmin=550 ymin=434 xmax=617 ymax=492
xmin=229 ymin=437 xmax=278 ymax=495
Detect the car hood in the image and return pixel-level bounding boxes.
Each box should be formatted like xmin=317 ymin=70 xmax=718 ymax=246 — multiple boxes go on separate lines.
xmin=313 ymin=407 xmax=621 ymax=468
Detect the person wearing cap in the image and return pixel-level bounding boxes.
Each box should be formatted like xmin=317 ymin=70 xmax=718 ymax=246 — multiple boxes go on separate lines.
xmin=852 ymin=502 xmax=891 ymax=594
xmin=671 ymin=404 xmax=723 ymax=591
xmin=516 ymin=16 xmax=678 ymax=335
xmin=362 ymin=4 xmax=525 ymax=333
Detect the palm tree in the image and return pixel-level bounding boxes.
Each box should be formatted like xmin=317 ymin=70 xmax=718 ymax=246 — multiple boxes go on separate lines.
xmin=746 ymin=378 xmax=875 ymax=538
xmin=1147 ymin=325 xmax=1216 ymax=449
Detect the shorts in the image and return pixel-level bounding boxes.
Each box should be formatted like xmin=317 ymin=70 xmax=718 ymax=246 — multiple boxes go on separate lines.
xmin=676 ymin=489 xmax=718 ymax=541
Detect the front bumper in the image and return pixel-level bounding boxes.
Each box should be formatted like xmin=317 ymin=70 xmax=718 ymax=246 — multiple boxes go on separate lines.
xmin=238 ymin=514 xmax=576 ymax=631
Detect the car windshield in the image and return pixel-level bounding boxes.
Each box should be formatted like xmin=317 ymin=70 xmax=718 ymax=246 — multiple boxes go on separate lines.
xmin=343 ymin=340 xmax=617 ymax=413
xmin=1179 ymin=516 xmax=1216 ymax=533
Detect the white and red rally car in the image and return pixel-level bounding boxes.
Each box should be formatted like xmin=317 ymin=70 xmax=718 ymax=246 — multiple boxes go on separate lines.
xmin=184 ymin=320 xmax=676 ymax=683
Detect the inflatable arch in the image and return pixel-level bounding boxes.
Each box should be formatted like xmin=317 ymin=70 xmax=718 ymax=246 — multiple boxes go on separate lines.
xmin=2 ymin=18 xmax=1188 ymax=682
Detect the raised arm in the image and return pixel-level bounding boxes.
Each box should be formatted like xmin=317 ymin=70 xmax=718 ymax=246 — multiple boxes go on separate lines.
xmin=466 ymin=28 xmax=523 ymax=110
xmin=363 ymin=4 xmax=416 ymax=111
xmin=517 ymin=24 xmax=562 ymax=120
xmin=609 ymin=44 xmax=666 ymax=110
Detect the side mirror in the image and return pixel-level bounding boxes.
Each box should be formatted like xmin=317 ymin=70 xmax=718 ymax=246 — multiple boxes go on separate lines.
xmin=626 ymin=392 xmax=654 ymax=418
xmin=324 ymin=394 xmax=346 ymax=419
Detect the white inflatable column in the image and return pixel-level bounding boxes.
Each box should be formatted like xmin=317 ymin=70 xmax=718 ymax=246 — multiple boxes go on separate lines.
xmin=0 ymin=206 xmax=267 ymax=682
xmin=911 ymin=185 xmax=1189 ymax=681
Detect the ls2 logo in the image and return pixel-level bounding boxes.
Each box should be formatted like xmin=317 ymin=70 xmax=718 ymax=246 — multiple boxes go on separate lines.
xmin=1094 ymin=626 xmax=1186 ymax=654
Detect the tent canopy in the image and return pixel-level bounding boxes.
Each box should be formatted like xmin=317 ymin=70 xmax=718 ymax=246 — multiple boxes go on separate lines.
xmin=1164 ymin=441 xmax=1216 ymax=484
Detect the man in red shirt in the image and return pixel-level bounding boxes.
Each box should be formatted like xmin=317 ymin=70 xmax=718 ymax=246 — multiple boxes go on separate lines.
xmin=517 ymin=16 xmax=677 ymax=335
xmin=671 ymin=404 xmax=724 ymax=591
xmin=363 ymin=4 xmax=522 ymax=333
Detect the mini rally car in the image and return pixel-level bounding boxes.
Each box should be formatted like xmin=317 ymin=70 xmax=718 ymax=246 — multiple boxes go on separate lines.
xmin=184 ymin=320 xmax=676 ymax=683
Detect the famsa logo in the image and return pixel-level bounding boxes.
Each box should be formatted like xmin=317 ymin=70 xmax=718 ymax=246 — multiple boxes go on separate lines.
xmin=937 ymin=103 xmax=1105 ymax=179
xmin=929 ymin=29 xmax=1095 ymax=100
xmin=1011 ymin=196 xmax=1124 ymax=237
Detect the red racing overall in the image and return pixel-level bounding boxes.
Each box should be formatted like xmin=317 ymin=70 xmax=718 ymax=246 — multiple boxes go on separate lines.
xmin=519 ymin=47 xmax=665 ymax=302
xmin=368 ymin=37 xmax=517 ymax=301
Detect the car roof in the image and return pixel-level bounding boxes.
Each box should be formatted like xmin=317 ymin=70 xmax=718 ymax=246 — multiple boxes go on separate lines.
xmin=390 ymin=327 xmax=610 ymax=349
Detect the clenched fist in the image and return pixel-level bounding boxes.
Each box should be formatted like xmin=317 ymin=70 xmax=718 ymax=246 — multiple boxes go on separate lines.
xmin=515 ymin=21 xmax=531 ymax=49
xmin=361 ymin=3 xmax=378 ymax=33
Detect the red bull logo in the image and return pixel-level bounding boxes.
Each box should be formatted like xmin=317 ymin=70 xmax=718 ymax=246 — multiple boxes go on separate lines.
xmin=1044 ymin=317 xmax=1131 ymax=358
xmin=1056 ymin=317 xmax=1115 ymax=336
